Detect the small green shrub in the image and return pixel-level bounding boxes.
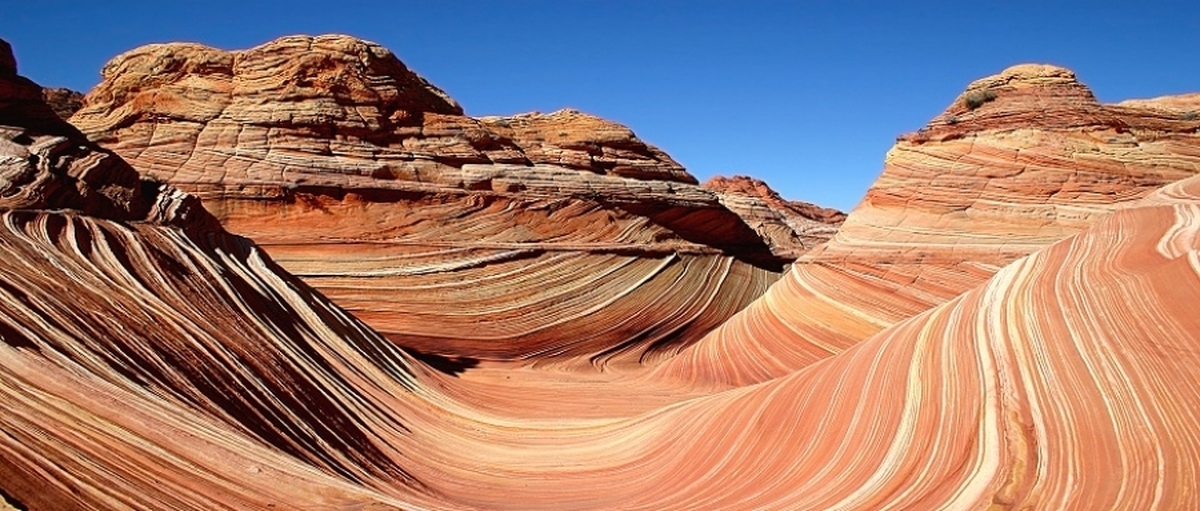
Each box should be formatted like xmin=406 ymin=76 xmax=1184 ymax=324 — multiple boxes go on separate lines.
xmin=963 ymin=89 xmax=997 ymax=110
xmin=1182 ymin=111 xmax=1199 ymax=121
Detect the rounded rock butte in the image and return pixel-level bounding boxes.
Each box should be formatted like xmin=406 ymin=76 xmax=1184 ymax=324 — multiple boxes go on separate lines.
xmin=2 ymin=36 xmax=1200 ymax=509
xmin=651 ymin=59 xmax=1200 ymax=388
xmin=68 ymin=34 xmax=845 ymax=369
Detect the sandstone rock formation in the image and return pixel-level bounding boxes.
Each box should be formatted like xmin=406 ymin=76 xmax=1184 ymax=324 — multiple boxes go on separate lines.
xmin=654 ymin=63 xmax=1200 ymax=387
xmin=703 ymin=174 xmax=845 ymax=258
xmin=5 ymin=38 xmax=1200 ymax=508
xmin=68 ymin=34 xmax=836 ymax=367
xmin=0 ymin=39 xmax=211 ymax=228
xmin=583 ymin=178 xmax=1200 ymax=509
xmin=70 ymin=34 xmax=694 ymax=195
xmin=1 ymin=39 xmax=431 ymax=509
xmin=41 ymin=86 xmax=83 ymax=119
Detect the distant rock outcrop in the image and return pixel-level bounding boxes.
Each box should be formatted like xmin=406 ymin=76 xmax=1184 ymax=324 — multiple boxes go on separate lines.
xmin=703 ymin=174 xmax=845 ymax=258
xmin=40 ymin=87 xmax=83 ymax=119
xmin=69 ymin=34 xmax=835 ymax=366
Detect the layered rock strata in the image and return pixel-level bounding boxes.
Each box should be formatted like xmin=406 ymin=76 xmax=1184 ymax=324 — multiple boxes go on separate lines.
xmin=5 ymin=41 xmax=1200 ymax=508
xmin=7 ymin=40 xmax=1200 ymax=511
xmin=703 ymin=174 xmax=846 ymax=258
xmin=654 ymin=64 xmax=1200 ymax=387
xmin=68 ymin=35 xmax=835 ymax=366
xmin=0 ymin=39 xmax=434 ymax=510
xmin=400 ymin=177 xmax=1200 ymax=509
xmin=41 ymin=86 xmax=84 ymax=119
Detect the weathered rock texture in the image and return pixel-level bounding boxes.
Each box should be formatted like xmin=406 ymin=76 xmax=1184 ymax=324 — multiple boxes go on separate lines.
xmin=69 ymin=34 xmax=833 ymax=366
xmin=604 ymin=177 xmax=1200 ymax=509
xmin=1 ymin=39 xmax=434 ymax=510
xmin=654 ymin=64 xmax=1200 ymax=387
xmin=70 ymin=35 xmax=694 ymax=193
xmin=41 ymin=87 xmax=83 ymax=119
xmin=0 ymin=40 xmax=211 ymax=228
xmin=703 ymin=174 xmax=845 ymax=258
xmin=6 ymin=40 xmax=1200 ymax=508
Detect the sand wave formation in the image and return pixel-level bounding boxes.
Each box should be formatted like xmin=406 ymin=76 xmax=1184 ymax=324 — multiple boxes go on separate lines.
xmin=67 ymin=35 xmax=844 ymax=368
xmin=3 ymin=36 xmax=1200 ymax=509
xmin=654 ymin=63 xmax=1200 ymax=388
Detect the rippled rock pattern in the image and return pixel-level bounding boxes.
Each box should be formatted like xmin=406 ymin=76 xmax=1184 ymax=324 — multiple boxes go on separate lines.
xmin=5 ymin=37 xmax=1200 ymax=509
xmin=1 ymin=38 xmax=429 ymax=509
xmin=597 ymin=177 xmax=1200 ymax=509
xmin=654 ymin=64 xmax=1200 ymax=387
xmin=67 ymin=35 xmax=838 ymax=366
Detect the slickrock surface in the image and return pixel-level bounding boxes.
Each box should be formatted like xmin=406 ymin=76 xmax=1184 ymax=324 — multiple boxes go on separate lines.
xmin=414 ymin=180 xmax=1200 ymax=509
xmin=6 ymin=39 xmax=1200 ymax=509
xmin=569 ymin=179 xmax=1200 ymax=509
xmin=0 ymin=210 xmax=437 ymax=510
xmin=0 ymin=41 xmax=426 ymax=509
xmin=655 ymin=64 xmax=1200 ymax=387
xmin=68 ymin=35 xmax=819 ymax=366
xmin=703 ymin=174 xmax=845 ymax=258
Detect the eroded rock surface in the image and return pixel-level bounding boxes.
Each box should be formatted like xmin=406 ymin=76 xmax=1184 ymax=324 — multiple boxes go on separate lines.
xmin=655 ymin=64 xmax=1200 ymax=386
xmin=70 ymin=35 xmax=693 ymax=191
xmin=40 ymin=87 xmax=83 ymax=119
xmin=703 ymin=174 xmax=845 ymax=258
xmin=0 ymin=38 xmax=430 ymax=510
xmin=5 ymin=39 xmax=1200 ymax=510
xmin=69 ymin=35 xmax=818 ymax=366
xmin=0 ymin=39 xmax=211 ymax=228
xmin=616 ymin=177 xmax=1200 ymax=509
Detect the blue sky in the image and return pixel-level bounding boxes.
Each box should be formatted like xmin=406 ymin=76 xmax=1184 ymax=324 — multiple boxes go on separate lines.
xmin=4 ymin=1 xmax=1198 ymax=210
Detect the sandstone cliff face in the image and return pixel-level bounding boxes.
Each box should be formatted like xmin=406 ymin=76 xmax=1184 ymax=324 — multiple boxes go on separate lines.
xmin=655 ymin=63 xmax=1200 ymax=387
xmin=69 ymin=34 xmax=828 ymax=366
xmin=703 ymin=174 xmax=845 ymax=258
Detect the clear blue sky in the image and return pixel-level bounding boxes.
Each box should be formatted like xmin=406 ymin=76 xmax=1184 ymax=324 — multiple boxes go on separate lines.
xmin=4 ymin=1 xmax=1198 ymax=210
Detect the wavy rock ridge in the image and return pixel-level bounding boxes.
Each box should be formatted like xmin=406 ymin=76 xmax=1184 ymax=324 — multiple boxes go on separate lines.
xmin=654 ymin=63 xmax=1200 ymax=387
xmin=0 ymin=40 xmax=432 ymax=509
xmin=4 ymin=36 xmax=1200 ymax=510
xmin=69 ymin=35 xmax=845 ymax=367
